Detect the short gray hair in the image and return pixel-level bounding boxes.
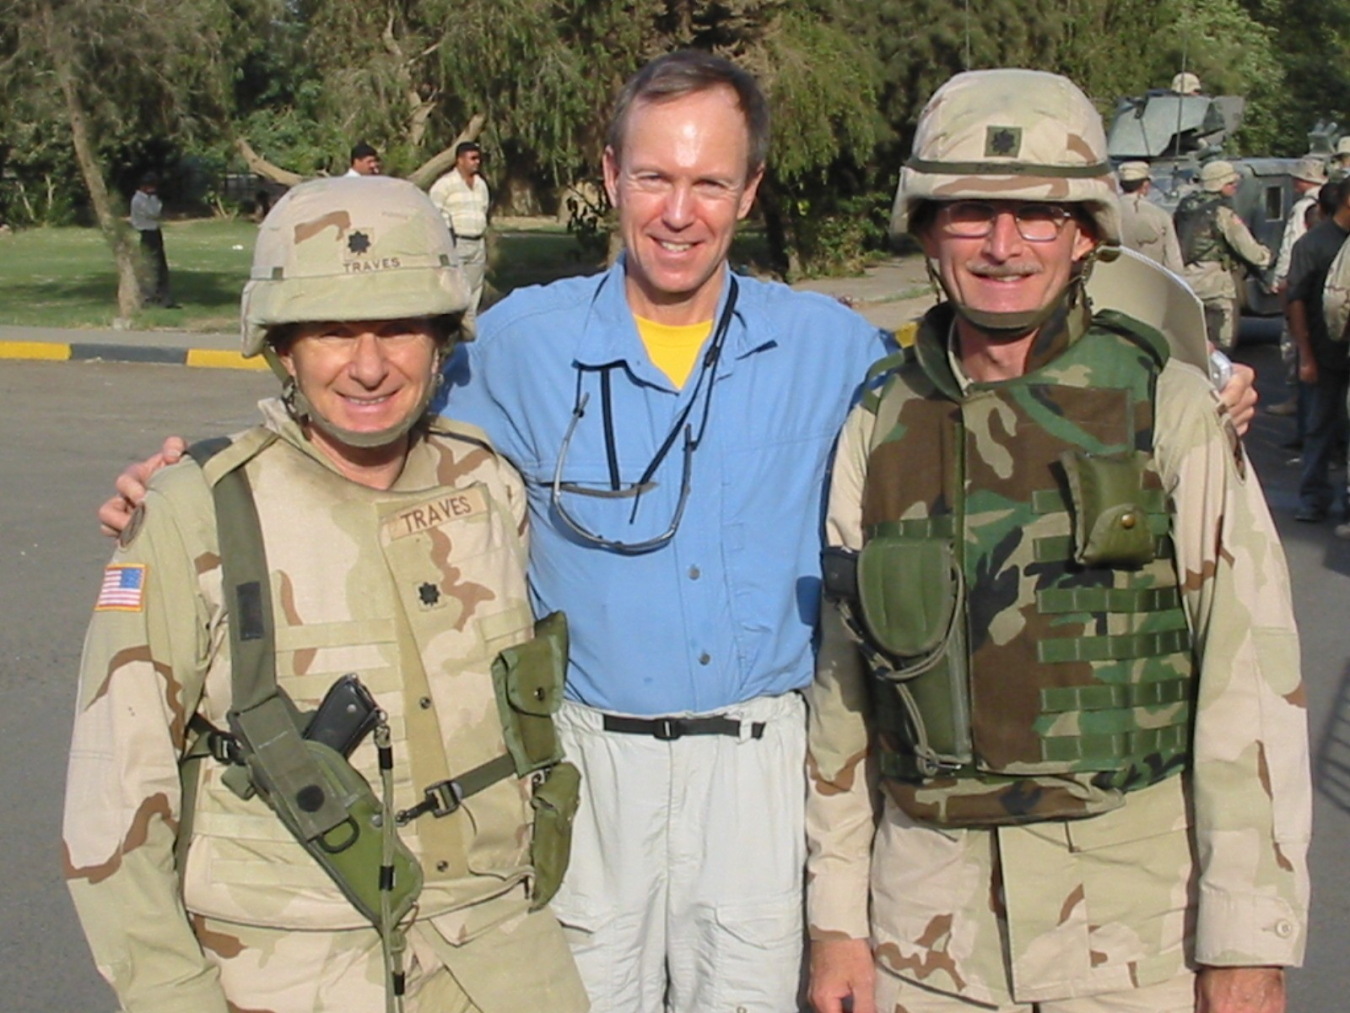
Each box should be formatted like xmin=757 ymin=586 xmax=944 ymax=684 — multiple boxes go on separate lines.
xmin=606 ymin=50 xmax=770 ymax=179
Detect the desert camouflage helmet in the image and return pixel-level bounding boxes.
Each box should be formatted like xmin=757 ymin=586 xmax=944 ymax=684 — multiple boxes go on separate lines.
xmin=240 ymin=176 xmax=469 ymax=356
xmin=1199 ymin=159 xmax=1240 ymax=192
xmin=1170 ymin=71 xmax=1202 ymax=95
xmin=891 ymin=69 xmax=1121 ymax=246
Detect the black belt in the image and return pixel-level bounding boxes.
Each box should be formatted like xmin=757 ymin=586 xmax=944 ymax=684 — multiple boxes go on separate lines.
xmin=602 ymin=714 xmax=765 ymax=741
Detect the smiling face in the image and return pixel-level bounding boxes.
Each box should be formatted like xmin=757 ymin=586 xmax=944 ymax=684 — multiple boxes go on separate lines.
xmin=920 ymin=200 xmax=1096 ymax=332
xmin=603 ymin=85 xmax=763 ymax=324
xmin=277 ymin=317 xmax=440 ymax=461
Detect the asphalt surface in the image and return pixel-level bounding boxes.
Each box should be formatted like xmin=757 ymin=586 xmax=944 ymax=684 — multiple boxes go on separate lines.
xmin=1 ymin=317 xmax=1347 ymax=1011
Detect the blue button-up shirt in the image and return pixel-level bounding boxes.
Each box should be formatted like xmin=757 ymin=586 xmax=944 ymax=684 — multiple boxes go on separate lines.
xmin=441 ymin=258 xmax=889 ymax=715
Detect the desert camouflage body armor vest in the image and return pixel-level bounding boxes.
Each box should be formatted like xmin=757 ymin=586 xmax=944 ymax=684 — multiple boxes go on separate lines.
xmin=1175 ymin=191 xmax=1229 ymax=267
xmin=847 ymin=303 xmax=1196 ymax=827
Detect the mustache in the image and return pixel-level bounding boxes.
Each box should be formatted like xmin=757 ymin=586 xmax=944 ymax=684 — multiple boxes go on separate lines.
xmin=965 ymin=261 xmax=1044 ymax=279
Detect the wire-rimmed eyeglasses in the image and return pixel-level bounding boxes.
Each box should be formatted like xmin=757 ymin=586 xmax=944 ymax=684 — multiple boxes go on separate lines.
xmin=937 ymin=201 xmax=1075 ymax=242
xmin=550 ymin=280 xmax=739 ymax=555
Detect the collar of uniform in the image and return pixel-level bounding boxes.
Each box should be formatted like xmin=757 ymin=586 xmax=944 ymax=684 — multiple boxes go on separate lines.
xmin=914 ymin=292 xmax=1091 ymax=397
xmin=572 ymin=256 xmax=769 ymax=386
xmin=257 ymin=396 xmax=441 ymax=491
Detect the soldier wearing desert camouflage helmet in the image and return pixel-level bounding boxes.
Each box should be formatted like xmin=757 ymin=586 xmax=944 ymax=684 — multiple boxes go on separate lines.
xmin=806 ymin=69 xmax=1309 ymax=1013
xmin=62 ymin=176 xmax=587 ymax=1013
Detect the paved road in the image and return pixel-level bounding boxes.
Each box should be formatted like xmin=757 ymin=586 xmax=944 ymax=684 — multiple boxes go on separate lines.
xmin=1 ymin=326 xmax=1347 ymax=1009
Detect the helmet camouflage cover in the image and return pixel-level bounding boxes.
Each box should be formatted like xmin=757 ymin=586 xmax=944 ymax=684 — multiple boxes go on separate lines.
xmin=892 ymin=69 xmax=1121 ymax=247
xmin=240 ymin=176 xmax=469 ymax=356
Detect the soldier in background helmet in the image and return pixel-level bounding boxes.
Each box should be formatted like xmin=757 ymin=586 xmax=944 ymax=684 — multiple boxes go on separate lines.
xmin=1174 ymin=160 xmax=1273 ymax=351
xmin=63 ymin=176 xmax=588 ymax=1013
xmin=806 ymin=69 xmax=1308 ymax=1013
xmin=1117 ymin=160 xmax=1184 ymax=273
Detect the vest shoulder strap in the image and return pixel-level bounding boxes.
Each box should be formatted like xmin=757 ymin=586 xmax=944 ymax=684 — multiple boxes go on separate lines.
xmin=860 ymin=348 xmax=916 ymax=415
xmin=1091 ymin=309 xmax=1171 ymax=371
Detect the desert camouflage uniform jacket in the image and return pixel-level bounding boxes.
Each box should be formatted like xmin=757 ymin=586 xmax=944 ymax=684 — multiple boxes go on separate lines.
xmin=1179 ymin=201 xmax=1272 ymax=304
xmin=806 ymin=304 xmax=1311 ymax=1005
xmin=63 ymin=400 xmax=579 ymax=1013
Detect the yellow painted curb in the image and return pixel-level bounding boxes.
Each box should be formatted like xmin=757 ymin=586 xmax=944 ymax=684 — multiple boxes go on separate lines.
xmin=185 ymin=349 xmax=269 ymax=370
xmin=0 ymin=340 xmax=71 ymax=361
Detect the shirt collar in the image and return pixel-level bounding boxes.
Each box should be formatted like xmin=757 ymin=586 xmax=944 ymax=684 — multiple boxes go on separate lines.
xmin=573 ymin=256 xmax=772 ymax=374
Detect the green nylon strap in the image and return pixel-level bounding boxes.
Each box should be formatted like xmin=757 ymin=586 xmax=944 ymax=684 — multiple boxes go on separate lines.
xmin=1037 ymin=586 xmax=1182 ymax=614
xmin=1038 ymin=626 xmax=1191 ymax=664
xmin=453 ymin=753 xmax=516 ymax=799
xmin=1035 ymin=533 xmax=1171 ymax=562
xmin=905 ymin=156 xmax=1112 ymax=178
xmin=1041 ymin=722 xmax=1190 ymax=764
xmin=1040 ymin=677 xmax=1191 ymax=713
xmin=1031 ymin=488 xmax=1165 ymax=515
xmin=864 ymin=516 xmax=957 ymax=540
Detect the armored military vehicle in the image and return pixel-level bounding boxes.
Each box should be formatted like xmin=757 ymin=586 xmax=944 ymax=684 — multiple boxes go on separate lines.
xmin=1107 ymin=86 xmax=1303 ymax=319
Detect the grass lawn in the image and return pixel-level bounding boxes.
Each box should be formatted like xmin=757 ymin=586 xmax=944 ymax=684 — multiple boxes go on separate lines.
xmin=0 ymin=218 xmax=612 ymax=332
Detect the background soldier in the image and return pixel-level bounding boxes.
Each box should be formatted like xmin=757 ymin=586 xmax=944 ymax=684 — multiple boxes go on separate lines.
xmin=1117 ymin=160 xmax=1184 ymax=273
xmin=807 ymin=69 xmax=1309 ymax=1013
xmin=1175 ymin=159 xmax=1272 ymax=351
xmin=64 ymin=176 xmax=586 ymax=1013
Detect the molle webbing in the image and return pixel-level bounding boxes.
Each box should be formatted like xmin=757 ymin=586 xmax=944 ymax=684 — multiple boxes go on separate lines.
xmin=854 ymin=315 xmax=1196 ymax=823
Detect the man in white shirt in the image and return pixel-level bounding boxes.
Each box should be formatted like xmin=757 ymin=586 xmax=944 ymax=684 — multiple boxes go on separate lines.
xmin=344 ymin=142 xmax=382 ymax=177
xmin=129 ymin=173 xmax=176 ymax=308
xmin=429 ymin=142 xmax=490 ymax=325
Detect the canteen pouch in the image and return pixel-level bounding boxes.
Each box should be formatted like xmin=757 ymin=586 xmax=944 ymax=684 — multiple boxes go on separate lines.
xmin=528 ymin=760 xmax=581 ymax=910
xmin=492 ymin=611 xmax=569 ymax=774
xmin=228 ymin=696 xmax=423 ymax=925
xmin=857 ymin=537 xmax=958 ymax=666
xmin=1059 ymin=450 xmax=1155 ymax=567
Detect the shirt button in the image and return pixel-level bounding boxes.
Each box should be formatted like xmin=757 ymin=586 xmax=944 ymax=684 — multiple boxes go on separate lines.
xmin=436 ymin=860 xmax=449 ymax=873
xmin=1274 ymin=919 xmax=1294 ymax=939
xmin=688 ymin=565 xmax=701 ymax=580
xmin=419 ymin=696 xmax=432 ymax=709
xmin=698 ymin=653 xmax=711 ymax=665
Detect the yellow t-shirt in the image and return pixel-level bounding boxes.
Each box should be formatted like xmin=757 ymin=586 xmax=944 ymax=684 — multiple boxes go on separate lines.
xmin=636 ymin=316 xmax=713 ymax=388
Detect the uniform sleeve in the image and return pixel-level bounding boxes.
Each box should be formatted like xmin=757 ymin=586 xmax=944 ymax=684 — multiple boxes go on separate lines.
xmin=1162 ymin=217 xmax=1186 ymax=276
xmin=1219 ymin=207 xmax=1273 ymax=271
xmin=1153 ymin=363 xmax=1310 ymax=968
xmin=1273 ymin=207 xmax=1307 ymax=284
xmin=805 ymin=405 xmax=879 ymax=942
xmin=1321 ymin=237 xmax=1350 ymax=343
xmin=63 ymin=473 xmax=229 ymax=1013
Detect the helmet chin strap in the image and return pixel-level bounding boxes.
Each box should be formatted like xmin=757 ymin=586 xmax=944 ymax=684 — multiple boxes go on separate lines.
xmin=925 ymin=249 xmax=1098 ymax=338
xmin=264 ymin=345 xmax=448 ymax=451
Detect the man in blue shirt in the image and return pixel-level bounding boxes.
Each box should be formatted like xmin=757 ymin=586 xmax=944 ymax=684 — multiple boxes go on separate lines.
xmin=441 ymin=52 xmax=887 ymax=1012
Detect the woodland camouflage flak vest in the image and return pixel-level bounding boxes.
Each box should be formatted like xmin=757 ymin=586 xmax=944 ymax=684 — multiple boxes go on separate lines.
xmin=839 ymin=305 xmax=1195 ymax=828
xmin=1175 ymin=191 xmax=1230 ymax=267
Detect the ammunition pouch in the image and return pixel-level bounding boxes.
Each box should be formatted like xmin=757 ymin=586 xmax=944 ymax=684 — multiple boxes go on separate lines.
xmin=227 ymin=694 xmax=423 ymax=926
xmin=1059 ymin=450 xmax=1155 ymax=567
xmin=489 ymin=610 xmax=578 ymax=907
xmin=528 ymin=760 xmax=581 ymax=910
xmin=492 ymin=611 xmax=569 ymax=774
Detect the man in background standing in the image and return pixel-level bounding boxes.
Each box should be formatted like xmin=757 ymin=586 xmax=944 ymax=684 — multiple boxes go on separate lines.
xmin=430 ymin=142 xmax=491 ymax=325
xmin=130 ymin=173 xmax=176 ymax=308
xmin=1269 ymin=156 xmax=1328 ymax=423
xmin=1117 ymin=160 xmax=1184 ymax=273
xmin=344 ymin=142 xmax=382 ymax=177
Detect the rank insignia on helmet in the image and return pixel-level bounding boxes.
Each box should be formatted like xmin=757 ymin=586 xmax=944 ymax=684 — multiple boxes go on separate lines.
xmin=419 ymin=582 xmax=441 ymax=607
xmin=986 ymin=126 xmax=1021 ymax=157
xmin=347 ymin=230 xmax=372 ymax=255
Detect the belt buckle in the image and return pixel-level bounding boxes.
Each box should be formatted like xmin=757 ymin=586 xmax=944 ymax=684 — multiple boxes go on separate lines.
xmin=653 ymin=717 xmax=683 ymax=741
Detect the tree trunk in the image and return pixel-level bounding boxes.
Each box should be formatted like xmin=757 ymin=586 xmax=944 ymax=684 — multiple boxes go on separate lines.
xmin=44 ymin=3 xmax=140 ymax=319
xmin=233 ymin=137 xmax=306 ymax=187
xmin=407 ymin=113 xmax=486 ymax=189
xmin=756 ymin=178 xmax=798 ymax=281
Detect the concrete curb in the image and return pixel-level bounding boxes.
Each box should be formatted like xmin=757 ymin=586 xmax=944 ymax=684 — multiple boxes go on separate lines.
xmin=0 ymin=339 xmax=267 ymax=371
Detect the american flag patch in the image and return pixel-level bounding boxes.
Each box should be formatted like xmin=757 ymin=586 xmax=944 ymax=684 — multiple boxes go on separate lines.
xmin=96 ymin=564 xmax=147 ymax=612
